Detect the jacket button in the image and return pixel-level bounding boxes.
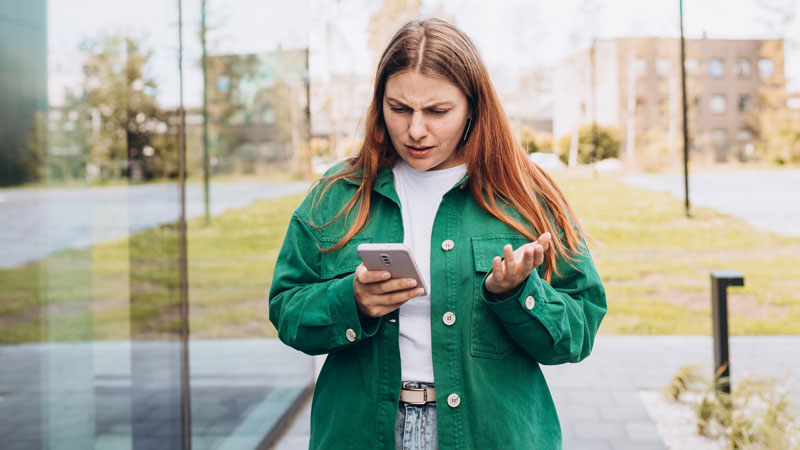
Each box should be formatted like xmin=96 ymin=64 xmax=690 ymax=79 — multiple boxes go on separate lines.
xmin=525 ymin=296 xmax=536 ymax=310
xmin=447 ymin=393 xmax=461 ymax=408
xmin=442 ymin=312 xmax=456 ymax=326
xmin=441 ymin=239 xmax=454 ymax=251
xmin=345 ymin=328 xmax=356 ymax=342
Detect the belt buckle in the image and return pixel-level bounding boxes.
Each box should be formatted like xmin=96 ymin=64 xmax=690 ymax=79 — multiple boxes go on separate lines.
xmin=403 ymin=386 xmax=428 ymax=405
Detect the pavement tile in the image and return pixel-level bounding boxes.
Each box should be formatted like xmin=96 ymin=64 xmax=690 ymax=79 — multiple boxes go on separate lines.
xmin=565 ymin=389 xmax=615 ymax=405
xmin=562 ymin=435 xmax=612 ymax=450
xmin=610 ymin=440 xmax=667 ymax=450
xmin=610 ymin=389 xmax=646 ymax=406
xmin=557 ymin=404 xmax=600 ymax=421
xmin=570 ymin=420 xmax=627 ymax=440
xmin=598 ymin=405 xmax=650 ymax=421
xmin=624 ymin=421 xmax=662 ymax=442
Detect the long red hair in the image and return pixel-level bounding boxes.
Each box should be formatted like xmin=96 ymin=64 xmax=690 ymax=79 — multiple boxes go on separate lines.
xmin=314 ymin=18 xmax=586 ymax=282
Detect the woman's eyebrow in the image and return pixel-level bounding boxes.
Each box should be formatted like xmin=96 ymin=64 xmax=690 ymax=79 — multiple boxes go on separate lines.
xmin=385 ymin=97 xmax=455 ymax=108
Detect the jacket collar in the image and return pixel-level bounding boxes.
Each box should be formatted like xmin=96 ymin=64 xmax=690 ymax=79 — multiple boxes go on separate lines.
xmin=342 ymin=166 xmax=470 ymax=202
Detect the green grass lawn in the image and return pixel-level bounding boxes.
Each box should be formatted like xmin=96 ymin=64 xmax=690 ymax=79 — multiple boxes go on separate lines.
xmin=1 ymin=173 xmax=798 ymax=344
xmin=557 ymin=173 xmax=800 ymax=335
xmin=0 ymin=194 xmax=303 ymax=343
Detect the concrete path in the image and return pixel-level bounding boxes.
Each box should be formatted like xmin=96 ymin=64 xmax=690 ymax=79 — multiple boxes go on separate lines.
xmin=622 ymin=170 xmax=800 ymax=237
xmin=274 ymin=335 xmax=800 ymax=450
xmin=0 ymin=181 xmax=309 ymax=268
xmin=0 ymin=339 xmax=313 ymax=450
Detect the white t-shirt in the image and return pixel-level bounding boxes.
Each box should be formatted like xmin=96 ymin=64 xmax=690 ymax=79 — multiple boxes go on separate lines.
xmin=392 ymin=159 xmax=467 ymax=383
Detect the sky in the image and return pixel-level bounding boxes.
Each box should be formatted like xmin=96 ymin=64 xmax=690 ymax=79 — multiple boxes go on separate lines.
xmin=48 ymin=0 xmax=799 ymax=107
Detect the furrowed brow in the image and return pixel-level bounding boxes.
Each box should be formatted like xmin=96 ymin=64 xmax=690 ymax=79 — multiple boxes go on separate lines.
xmin=385 ymin=97 xmax=455 ymax=108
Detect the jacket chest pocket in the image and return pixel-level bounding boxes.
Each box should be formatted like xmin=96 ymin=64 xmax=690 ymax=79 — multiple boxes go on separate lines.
xmin=320 ymin=235 xmax=373 ymax=355
xmin=319 ymin=235 xmax=372 ymax=280
xmin=469 ymin=235 xmax=528 ymax=359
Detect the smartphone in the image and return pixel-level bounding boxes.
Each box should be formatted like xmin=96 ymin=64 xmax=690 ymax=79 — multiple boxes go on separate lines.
xmin=357 ymin=243 xmax=428 ymax=295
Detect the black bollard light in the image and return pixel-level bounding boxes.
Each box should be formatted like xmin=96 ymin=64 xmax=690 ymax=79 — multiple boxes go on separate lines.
xmin=710 ymin=270 xmax=744 ymax=395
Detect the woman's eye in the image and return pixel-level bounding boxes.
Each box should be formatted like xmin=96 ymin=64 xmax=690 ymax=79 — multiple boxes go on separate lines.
xmin=429 ymin=109 xmax=449 ymax=116
xmin=390 ymin=107 xmax=409 ymax=113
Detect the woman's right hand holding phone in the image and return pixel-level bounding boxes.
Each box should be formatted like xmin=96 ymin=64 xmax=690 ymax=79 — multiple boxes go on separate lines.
xmin=353 ymin=264 xmax=425 ymax=317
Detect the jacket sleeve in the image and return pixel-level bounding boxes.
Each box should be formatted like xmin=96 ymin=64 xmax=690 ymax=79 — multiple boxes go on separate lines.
xmin=268 ymin=212 xmax=382 ymax=356
xmin=481 ymin=241 xmax=606 ymax=365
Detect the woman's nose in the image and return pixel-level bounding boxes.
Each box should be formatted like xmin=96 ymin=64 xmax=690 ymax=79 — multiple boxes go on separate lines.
xmin=408 ymin=112 xmax=427 ymax=141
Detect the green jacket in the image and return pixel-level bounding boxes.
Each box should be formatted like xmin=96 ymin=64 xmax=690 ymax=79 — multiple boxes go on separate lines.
xmin=268 ymin=163 xmax=607 ymax=449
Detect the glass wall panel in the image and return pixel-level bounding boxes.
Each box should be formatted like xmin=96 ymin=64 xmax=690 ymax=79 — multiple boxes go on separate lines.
xmin=180 ymin=1 xmax=314 ymax=449
xmin=2 ymin=1 xmax=317 ymax=449
xmin=1 ymin=1 xmax=189 ymax=448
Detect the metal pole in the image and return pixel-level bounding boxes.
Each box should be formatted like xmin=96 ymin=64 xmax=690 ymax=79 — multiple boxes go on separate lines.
xmin=679 ymin=0 xmax=691 ymax=217
xmin=201 ymin=0 xmax=211 ymax=224
xmin=177 ymin=1 xmax=193 ymax=448
xmin=710 ymin=270 xmax=744 ymax=396
xmin=591 ymin=39 xmax=599 ymax=167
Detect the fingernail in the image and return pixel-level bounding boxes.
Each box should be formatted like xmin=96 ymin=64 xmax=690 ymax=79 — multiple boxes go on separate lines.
xmin=416 ymin=288 xmax=424 ymax=295
xmin=382 ymin=272 xmax=390 ymax=279
xmin=407 ymin=279 xmax=417 ymax=287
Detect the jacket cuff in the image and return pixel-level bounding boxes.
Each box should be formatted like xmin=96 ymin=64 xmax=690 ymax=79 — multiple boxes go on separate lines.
xmin=330 ymin=273 xmax=382 ymax=344
xmin=480 ymin=270 xmax=547 ymax=326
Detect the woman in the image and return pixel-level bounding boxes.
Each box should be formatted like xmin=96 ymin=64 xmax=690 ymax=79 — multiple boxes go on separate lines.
xmin=269 ymin=18 xmax=606 ymax=450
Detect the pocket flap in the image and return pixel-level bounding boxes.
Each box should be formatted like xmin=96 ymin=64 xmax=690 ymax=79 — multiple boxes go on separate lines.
xmin=471 ymin=235 xmax=529 ymax=272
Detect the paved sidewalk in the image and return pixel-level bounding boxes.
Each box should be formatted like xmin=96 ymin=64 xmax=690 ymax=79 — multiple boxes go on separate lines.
xmin=274 ymin=335 xmax=800 ymax=450
xmin=622 ymin=170 xmax=800 ymax=238
xmin=0 ymin=339 xmax=313 ymax=450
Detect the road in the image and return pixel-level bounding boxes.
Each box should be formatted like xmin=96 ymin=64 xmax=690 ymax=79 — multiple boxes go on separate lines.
xmin=0 ymin=181 xmax=309 ymax=268
xmin=622 ymin=169 xmax=800 ymax=237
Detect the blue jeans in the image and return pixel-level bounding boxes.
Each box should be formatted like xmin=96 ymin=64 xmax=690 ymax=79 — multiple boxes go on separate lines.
xmin=395 ymin=382 xmax=438 ymax=450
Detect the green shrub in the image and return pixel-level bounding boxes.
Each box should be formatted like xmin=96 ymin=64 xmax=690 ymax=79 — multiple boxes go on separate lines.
xmin=663 ymin=366 xmax=800 ymax=449
xmin=558 ymin=124 xmax=621 ymax=164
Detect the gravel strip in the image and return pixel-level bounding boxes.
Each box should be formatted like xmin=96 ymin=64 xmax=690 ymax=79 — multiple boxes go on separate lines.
xmin=639 ymin=390 xmax=723 ymax=450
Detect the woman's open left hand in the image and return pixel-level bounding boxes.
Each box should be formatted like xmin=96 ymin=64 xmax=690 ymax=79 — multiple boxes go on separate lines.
xmin=484 ymin=232 xmax=551 ymax=300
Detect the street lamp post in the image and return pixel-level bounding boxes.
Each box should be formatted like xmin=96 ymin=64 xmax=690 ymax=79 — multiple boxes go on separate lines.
xmin=201 ymin=0 xmax=211 ymax=224
xmin=679 ymin=0 xmax=691 ymax=217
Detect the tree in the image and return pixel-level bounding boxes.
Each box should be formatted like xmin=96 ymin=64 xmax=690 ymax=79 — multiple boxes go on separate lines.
xmin=367 ymin=0 xmax=422 ymax=56
xmin=750 ymin=1 xmax=800 ymax=164
xmin=76 ymin=35 xmax=169 ymax=181
xmin=558 ymin=124 xmax=620 ymax=165
xmin=47 ymin=90 xmax=91 ymax=181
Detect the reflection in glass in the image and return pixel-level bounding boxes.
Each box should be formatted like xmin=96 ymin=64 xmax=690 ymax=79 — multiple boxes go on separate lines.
xmin=1 ymin=1 xmax=189 ymax=448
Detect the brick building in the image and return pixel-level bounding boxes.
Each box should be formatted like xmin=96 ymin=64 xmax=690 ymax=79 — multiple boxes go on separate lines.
xmin=553 ymin=37 xmax=785 ymax=164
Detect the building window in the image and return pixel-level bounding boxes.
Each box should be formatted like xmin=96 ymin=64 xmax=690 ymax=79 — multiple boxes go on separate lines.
xmin=693 ymin=95 xmax=701 ymax=113
xmin=656 ymin=59 xmax=671 ymax=78
xmin=709 ymin=58 xmax=725 ymax=78
xmin=259 ymin=107 xmax=276 ymax=125
xmin=711 ymin=129 xmax=730 ymax=161
xmin=738 ymin=128 xmax=755 ymax=157
xmin=758 ymin=58 xmax=775 ymax=77
xmin=710 ymin=94 xmax=727 ymax=114
xmin=691 ymin=135 xmax=702 ymax=150
xmin=217 ymin=75 xmax=230 ymax=92
xmin=711 ymin=129 xmax=729 ymax=145
xmin=737 ymin=95 xmax=751 ymax=112
xmin=737 ymin=128 xmax=753 ymax=143
xmin=684 ymin=58 xmax=699 ymax=75
xmin=735 ymin=58 xmax=751 ymax=77
xmin=633 ymin=58 xmax=647 ymax=77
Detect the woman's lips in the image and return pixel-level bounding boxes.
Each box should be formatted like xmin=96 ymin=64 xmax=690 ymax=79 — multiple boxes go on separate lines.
xmin=406 ymin=145 xmax=433 ymax=157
